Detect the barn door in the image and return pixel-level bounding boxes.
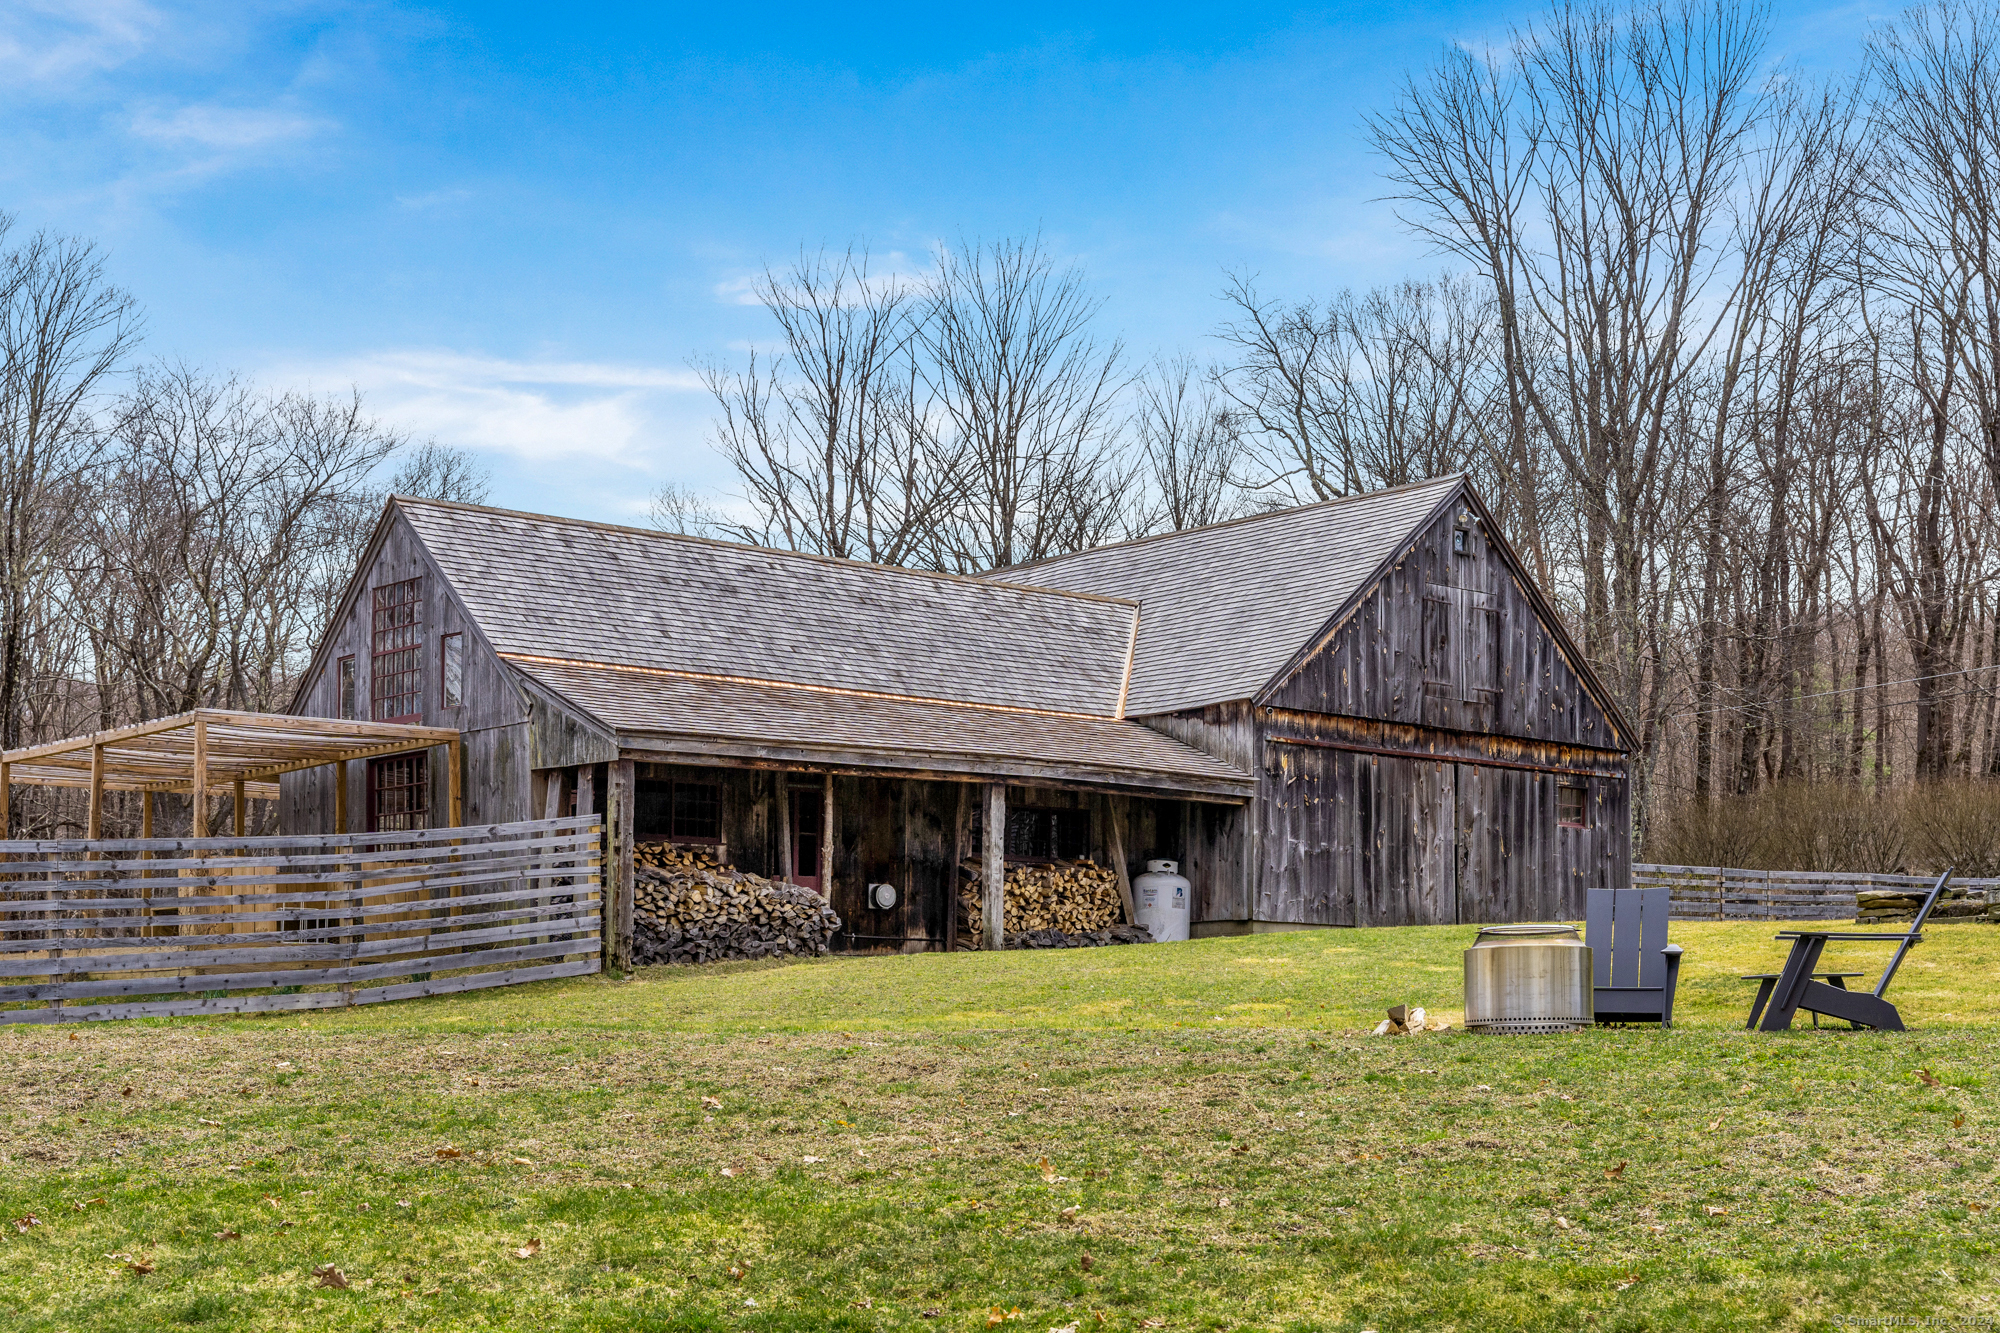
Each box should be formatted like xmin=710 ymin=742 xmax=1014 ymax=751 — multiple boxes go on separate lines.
xmin=1454 ymin=763 xmax=1497 ymax=923
xmin=1411 ymin=761 xmax=1458 ymax=925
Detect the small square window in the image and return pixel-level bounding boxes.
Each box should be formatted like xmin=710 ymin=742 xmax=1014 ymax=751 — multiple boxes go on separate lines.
xmin=337 ymin=657 xmax=356 ymax=720
xmin=440 ymin=633 xmax=464 ymax=708
xmin=1453 ymin=528 xmax=1471 ymax=555
xmin=1558 ymin=783 xmax=1588 ymax=828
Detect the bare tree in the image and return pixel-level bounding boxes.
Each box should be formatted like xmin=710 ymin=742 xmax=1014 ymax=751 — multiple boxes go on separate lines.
xmin=647 ymin=481 xmax=725 ymax=537
xmin=1129 ymin=354 xmax=1244 ymax=533
xmin=0 ymin=223 xmax=141 ymax=748
xmin=920 ymin=236 xmax=1132 ymax=570
xmin=703 ymin=247 xmax=957 ymax=566
xmin=386 ymin=440 xmax=491 ymax=504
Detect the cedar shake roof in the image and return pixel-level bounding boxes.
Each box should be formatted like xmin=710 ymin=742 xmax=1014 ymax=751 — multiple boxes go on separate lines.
xmin=383 ymin=498 xmax=1252 ymax=797
xmin=395 ymin=498 xmax=1139 ymax=718
xmin=514 ymin=657 xmax=1254 ymax=798
xmin=999 ymin=476 xmax=1465 ymax=717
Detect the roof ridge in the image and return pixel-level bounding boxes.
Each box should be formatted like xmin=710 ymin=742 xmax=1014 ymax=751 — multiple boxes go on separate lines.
xmin=392 ymin=494 xmax=1141 ymax=609
xmin=996 ymin=474 xmax=1467 ymax=576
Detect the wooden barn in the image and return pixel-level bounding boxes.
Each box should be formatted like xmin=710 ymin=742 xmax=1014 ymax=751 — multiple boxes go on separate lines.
xmin=280 ymin=473 xmax=1631 ymax=957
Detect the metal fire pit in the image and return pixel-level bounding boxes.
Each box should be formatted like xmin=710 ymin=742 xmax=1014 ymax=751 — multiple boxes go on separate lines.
xmin=1463 ymin=924 xmax=1594 ymax=1034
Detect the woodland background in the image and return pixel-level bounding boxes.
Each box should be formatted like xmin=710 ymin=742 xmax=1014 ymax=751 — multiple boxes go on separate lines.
xmin=8 ymin=0 xmax=2000 ymax=872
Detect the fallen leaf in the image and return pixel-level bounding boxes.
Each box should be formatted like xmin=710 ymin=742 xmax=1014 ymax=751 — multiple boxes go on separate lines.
xmin=215 ymin=1229 xmax=242 ymax=1240
xmin=1706 ymin=1113 xmax=1727 ymax=1133
xmin=853 ymin=1296 xmax=874 ymax=1309
xmin=1060 ymin=1205 xmax=1082 ymax=1222
xmin=1050 ymin=1323 xmax=1081 ymax=1333
xmin=313 ymin=1264 xmax=349 ymax=1289
xmin=1555 ymin=1216 xmax=1572 ymax=1230
xmin=1473 ymin=1084 xmax=1492 ymax=1092
xmin=702 ymin=1096 xmax=723 ymax=1111
xmin=1968 ymin=1201 xmax=1988 ymax=1214
xmin=1918 ymin=1069 xmax=1942 ymax=1088
xmin=73 ymin=1197 xmax=107 ymax=1211
xmin=1037 ymin=1156 xmax=1058 ymax=1183
xmin=1080 ymin=1252 xmax=1093 ymax=1272
xmin=512 ymin=1239 xmax=541 ymax=1260
xmin=721 ymin=1166 xmax=740 ymax=1178
xmin=1703 ymin=1206 xmax=1728 ymax=1218
xmin=396 ymin=1200 xmax=412 ymax=1209
xmin=729 ymin=1264 xmax=748 ymax=1282
xmin=120 ymin=1086 xmax=132 ymax=1096
xmin=198 ymin=1118 xmax=221 ymax=1126
xmin=12 ymin=1216 xmax=40 ymax=1233
xmin=434 ymin=1145 xmax=463 ymax=1160
xmin=1141 ymin=1320 xmax=1168 ymax=1330
xmin=68 ymin=1033 xmax=79 ymax=1041
xmin=357 ymin=1204 xmax=371 ymax=1212
xmin=921 ymin=1311 xmax=943 ymax=1320
xmin=126 ymin=1260 xmax=155 ymax=1276
xmin=1615 ymin=1274 xmax=1640 ymax=1291
xmin=1954 ymin=1115 xmax=1965 ymax=1128
xmin=802 ymin=1156 xmax=823 ymax=1164
xmin=511 ymin=1157 xmax=534 ymax=1166
xmin=1604 ymin=1162 xmax=1627 ymax=1180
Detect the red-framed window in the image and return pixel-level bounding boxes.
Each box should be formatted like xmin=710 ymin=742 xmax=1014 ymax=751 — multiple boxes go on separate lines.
xmin=369 ymin=753 xmax=429 ymax=833
xmin=440 ymin=632 xmax=464 ymax=708
xmin=1558 ymin=783 xmax=1589 ymax=829
xmin=371 ymin=578 xmax=423 ymax=722
xmin=337 ymin=656 xmax=356 ymax=720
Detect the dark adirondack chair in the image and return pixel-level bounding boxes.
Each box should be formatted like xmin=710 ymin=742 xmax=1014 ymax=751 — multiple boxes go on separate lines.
xmin=1586 ymin=886 xmax=1685 ymax=1026
xmin=1743 ymin=869 xmax=1953 ymax=1033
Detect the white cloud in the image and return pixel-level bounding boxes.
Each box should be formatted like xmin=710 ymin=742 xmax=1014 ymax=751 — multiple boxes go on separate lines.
xmin=0 ymin=0 xmax=156 ymax=85
xmin=267 ymin=349 xmax=708 ymax=469
xmin=129 ymin=102 xmax=331 ymax=150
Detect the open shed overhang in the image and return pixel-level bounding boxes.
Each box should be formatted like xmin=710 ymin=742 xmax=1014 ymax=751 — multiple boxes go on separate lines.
xmin=0 ymin=709 xmax=462 ymax=836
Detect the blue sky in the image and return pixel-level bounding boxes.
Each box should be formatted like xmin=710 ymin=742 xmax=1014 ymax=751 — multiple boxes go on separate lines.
xmin=1 ymin=0 xmax=1879 ymax=524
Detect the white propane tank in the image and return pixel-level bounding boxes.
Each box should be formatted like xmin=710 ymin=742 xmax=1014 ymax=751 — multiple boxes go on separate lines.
xmin=1132 ymin=859 xmax=1191 ymax=942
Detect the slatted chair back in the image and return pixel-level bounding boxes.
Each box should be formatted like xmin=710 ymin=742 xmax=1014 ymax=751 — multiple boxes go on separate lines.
xmin=1873 ymin=868 xmax=1953 ymax=999
xmin=1586 ymin=886 xmax=1672 ymax=989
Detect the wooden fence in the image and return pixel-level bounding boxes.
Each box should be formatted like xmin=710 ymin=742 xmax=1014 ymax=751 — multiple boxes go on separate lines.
xmin=1638 ymin=863 xmax=1997 ymax=920
xmin=0 ymin=815 xmax=601 ymax=1023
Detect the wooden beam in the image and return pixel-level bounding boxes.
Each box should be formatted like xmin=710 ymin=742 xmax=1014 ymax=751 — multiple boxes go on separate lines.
xmin=947 ymin=782 xmax=968 ymax=953
xmin=334 ymin=759 xmax=348 ymax=834
xmin=542 ymin=769 xmax=566 ymax=820
xmin=608 ymin=758 xmax=635 ymax=972
xmin=821 ymin=773 xmax=835 ymax=890
xmin=191 ymin=716 xmax=208 ymax=839
xmin=233 ymin=777 xmax=246 ymax=837
xmin=88 ymin=744 xmax=105 ymax=840
xmin=983 ymin=782 xmax=1005 ymax=951
xmin=447 ymin=738 xmax=464 ymax=827
xmin=1105 ymin=796 xmax=1136 ymax=924
xmin=777 ymin=772 xmax=793 ymax=883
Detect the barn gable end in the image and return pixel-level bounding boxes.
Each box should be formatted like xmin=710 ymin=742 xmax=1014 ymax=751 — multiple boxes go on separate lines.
xmin=1257 ymin=482 xmax=1627 ymax=751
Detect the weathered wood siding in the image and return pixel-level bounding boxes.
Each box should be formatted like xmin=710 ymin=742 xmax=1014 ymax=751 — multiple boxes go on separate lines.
xmin=1262 ymin=496 xmax=1621 ymax=749
xmin=281 ymin=512 xmax=537 ymax=833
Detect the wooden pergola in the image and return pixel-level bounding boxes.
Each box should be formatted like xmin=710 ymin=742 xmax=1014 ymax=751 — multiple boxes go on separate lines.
xmin=0 ymin=710 xmax=462 ymax=839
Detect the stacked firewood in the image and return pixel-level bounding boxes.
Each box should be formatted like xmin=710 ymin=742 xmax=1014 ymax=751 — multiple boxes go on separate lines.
xmin=957 ymin=859 xmax=1132 ymax=948
xmin=631 ymin=845 xmax=841 ymax=965
xmin=1856 ymin=886 xmax=1994 ymax=923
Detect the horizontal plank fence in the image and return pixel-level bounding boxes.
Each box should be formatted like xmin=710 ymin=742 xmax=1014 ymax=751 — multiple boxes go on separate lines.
xmin=0 ymin=815 xmax=601 ymax=1023
xmin=1638 ymin=863 xmax=1999 ymax=921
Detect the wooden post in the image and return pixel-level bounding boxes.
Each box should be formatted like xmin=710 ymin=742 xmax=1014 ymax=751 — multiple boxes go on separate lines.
xmin=447 ymin=738 xmax=464 ymax=827
xmin=946 ymin=783 xmax=969 ymax=953
xmin=334 ymin=759 xmax=348 ymax=835
xmin=232 ymin=777 xmax=246 ymax=837
xmin=140 ymin=790 xmax=154 ymax=937
xmin=776 ymin=772 xmax=793 ymax=883
xmin=141 ymin=790 xmax=153 ymax=838
xmin=983 ymin=782 xmax=1006 ymax=951
xmin=1105 ymin=795 xmax=1136 ymax=924
xmin=88 ymin=744 xmax=105 ymax=839
xmin=192 ymin=715 xmax=209 ymax=839
xmin=0 ymin=758 xmax=8 ymax=839
xmin=821 ymin=774 xmax=834 ymax=889
xmin=608 ymin=758 xmax=635 ymax=971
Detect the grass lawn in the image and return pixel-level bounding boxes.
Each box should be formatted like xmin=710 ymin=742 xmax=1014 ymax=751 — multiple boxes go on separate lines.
xmin=2 ymin=920 xmax=1997 ymax=1332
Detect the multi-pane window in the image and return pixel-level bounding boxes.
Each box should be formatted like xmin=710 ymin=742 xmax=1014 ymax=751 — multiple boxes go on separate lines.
xmin=371 ymin=579 xmax=423 ymax=722
xmin=635 ymin=778 xmax=722 ymax=842
xmin=337 ymin=656 xmax=356 ymax=720
xmin=369 ymin=753 xmax=429 ymax=832
xmin=1558 ymin=783 xmax=1589 ymax=829
xmin=440 ymin=632 xmax=464 ymax=708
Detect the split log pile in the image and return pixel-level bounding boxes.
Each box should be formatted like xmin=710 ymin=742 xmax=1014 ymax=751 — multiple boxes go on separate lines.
xmin=631 ymin=842 xmax=841 ymax=965
xmin=956 ymin=859 xmax=1150 ymax=949
xmin=1856 ymin=887 xmax=1995 ymax=923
